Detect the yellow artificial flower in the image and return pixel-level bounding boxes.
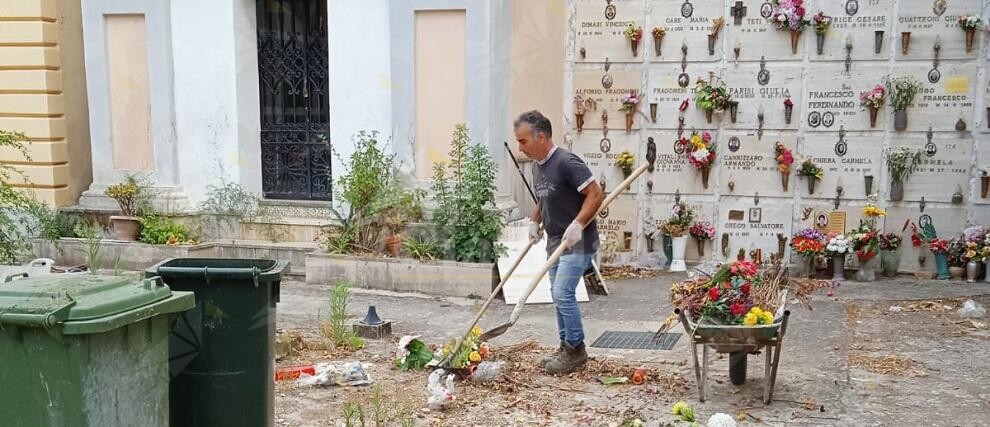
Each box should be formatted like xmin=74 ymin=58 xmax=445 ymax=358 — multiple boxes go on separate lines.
xmin=743 ymin=312 xmax=759 ymax=326
xmin=470 ymin=326 xmax=482 ymax=337
xmin=760 ymin=311 xmax=774 ymax=325
xmin=967 ymin=242 xmax=977 ymax=249
xmin=469 ymin=351 xmax=481 ymax=363
xmin=862 ymin=205 xmax=886 ymax=218
xmin=966 ymin=250 xmax=977 ymax=259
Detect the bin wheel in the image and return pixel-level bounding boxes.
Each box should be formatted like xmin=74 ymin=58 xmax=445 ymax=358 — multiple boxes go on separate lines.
xmin=729 ymin=351 xmax=747 ymax=385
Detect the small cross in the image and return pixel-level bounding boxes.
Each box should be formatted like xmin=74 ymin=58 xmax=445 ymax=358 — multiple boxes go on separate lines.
xmin=731 ymin=1 xmax=747 ymax=25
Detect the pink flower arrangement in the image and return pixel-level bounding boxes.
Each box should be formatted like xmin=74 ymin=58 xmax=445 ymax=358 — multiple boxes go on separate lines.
xmin=689 ymin=222 xmax=716 ymax=241
xmin=769 ymin=0 xmax=809 ymax=32
xmin=620 ymin=91 xmax=640 ymax=112
xmin=774 ymin=142 xmax=794 ymax=173
xmin=859 ymin=84 xmax=886 ymax=109
xmin=811 ymin=11 xmax=831 ymax=34
xmin=928 ymin=239 xmax=950 ymax=254
xmin=676 ymin=130 xmax=716 ymax=170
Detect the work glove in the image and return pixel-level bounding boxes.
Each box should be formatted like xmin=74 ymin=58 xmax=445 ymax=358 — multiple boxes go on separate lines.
xmin=528 ymin=220 xmax=543 ymax=244
xmin=562 ymin=220 xmax=584 ymax=249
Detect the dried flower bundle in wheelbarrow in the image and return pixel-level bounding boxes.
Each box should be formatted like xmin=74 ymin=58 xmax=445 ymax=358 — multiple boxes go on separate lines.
xmin=656 ymin=258 xmax=830 ymax=335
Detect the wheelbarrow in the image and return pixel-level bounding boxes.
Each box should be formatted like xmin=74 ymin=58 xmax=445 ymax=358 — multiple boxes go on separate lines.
xmin=675 ymin=306 xmax=791 ymax=404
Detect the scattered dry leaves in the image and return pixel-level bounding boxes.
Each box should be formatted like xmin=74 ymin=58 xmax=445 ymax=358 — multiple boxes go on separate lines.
xmin=601 ymin=265 xmax=666 ymax=280
xmin=848 ymin=354 xmax=926 ymax=376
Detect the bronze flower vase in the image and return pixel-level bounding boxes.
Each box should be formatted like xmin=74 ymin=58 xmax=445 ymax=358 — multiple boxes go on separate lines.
xmin=707 ymin=34 xmax=716 ymax=55
xmin=729 ymin=101 xmax=739 ymax=123
xmin=790 ymin=30 xmax=801 ymax=55
xmin=653 ymin=34 xmax=664 ymax=56
xmin=868 ymin=106 xmax=879 ymax=127
xmin=780 ymin=171 xmax=790 ymax=191
xmin=864 ymin=175 xmax=874 ymax=195
xmin=807 ymin=177 xmax=817 ymax=195
xmin=981 ymin=175 xmax=989 ymax=198
xmin=700 ymin=167 xmax=711 ymax=189
xmin=696 ymin=238 xmax=705 ymax=257
xmin=816 ymin=32 xmax=825 ymax=55
xmin=625 ymin=112 xmax=634 ymax=132
xmin=631 ymin=39 xmax=639 ymax=57
xmin=890 ymin=180 xmax=904 ymax=201
xmin=893 ymin=109 xmax=907 ymax=131
xmin=965 ymin=29 xmax=976 ymax=53
xmin=784 ymin=104 xmax=793 ymax=124
xmin=650 ymin=103 xmax=658 ymax=123
xmin=901 ymin=32 xmax=911 ymax=54
xmin=575 ymin=113 xmax=585 ymax=132
xmin=704 ymin=109 xmax=713 ymax=124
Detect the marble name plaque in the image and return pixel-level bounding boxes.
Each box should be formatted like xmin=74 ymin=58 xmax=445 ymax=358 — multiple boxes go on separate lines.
xmin=726 ymin=1 xmax=803 ymax=61
xmin=723 ymin=63 xmax=803 ymax=130
xmin=571 ymin=133 xmax=641 ymax=195
xmin=892 ymin=136 xmax=972 ymax=203
xmin=718 ymin=197 xmax=793 ymax=262
xmin=802 ymin=133 xmax=883 ymax=200
xmin=647 ymin=64 xmax=720 ymax=129
xmin=900 ymin=64 xmax=977 ymax=132
xmin=575 ymin=0 xmax=646 ymax=63
xmin=804 ymin=65 xmax=889 ymax=132
xmin=597 ymin=193 xmax=640 ymax=252
xmin=809 ymin=0 xmax=893 ymax=62
xmin=573 ymin=69 xmax=644 ymax=131
xmin=648 ymin=0 xmax=724 ymax=62
xmin=718 ymin=132 xmax=798 ymax=197
xmin=648 ymin=130 xmax=718 ymax=195
xmin=896 ymin=0 xmax=982 ymax=60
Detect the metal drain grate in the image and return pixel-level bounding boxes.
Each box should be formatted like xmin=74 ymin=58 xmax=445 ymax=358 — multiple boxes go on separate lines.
xmin=590 ymin=331 xmax=681 ymax=350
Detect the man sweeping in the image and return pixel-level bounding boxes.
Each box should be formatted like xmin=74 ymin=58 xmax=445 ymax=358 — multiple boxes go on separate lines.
xmin=513 ymin=110 xmax=605 ymax=375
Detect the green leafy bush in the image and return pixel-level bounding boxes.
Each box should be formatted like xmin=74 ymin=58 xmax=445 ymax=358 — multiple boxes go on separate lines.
xmin=0 ymin=130 xmax=38 ymax=263
xmin=431 ymin=124 xmax=505 ymax=263
xmin=139 ymin=216 xmax=192 ymax=245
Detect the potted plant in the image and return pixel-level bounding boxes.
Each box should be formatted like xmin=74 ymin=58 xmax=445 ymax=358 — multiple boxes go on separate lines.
xmin=620 ymin=91 xmax=640 ymax=132
xmin=812 ymin=11 xmax=831 ymax=55
xmin=962 ymin=226 xmax=987 ymax=282
xmin=652 ymin=26 xmax=666 ymax=56
xmin=689 ymin=222 xmax=715 ymax=257
xmin=885 ymin=147 xmax=922 ymax=201
xmin=104 ymin=176 xmax=144 ymax=241
xmin=825 ymin=234 xmax=851 ymax=281
xmin=884 ymin=75 xmax=922 ymax=131
xmin=879 ymin=232 xmax=903 ymax=277
xmin=958 ymin=15 xmax=982 ymax=53
xmin=614 ymin=150 xmax=635 ymax=178
xmin=769 ymin=0 xmax=811 ymax=54
xmin=859 ymin=84 xmax=886 ymax=128
xmin=783 ymin=98 xmax=794 ymax=124
xmin=677 ymin=130 xmax=716 ymax=189
xmin=694 ymin=76 xmax=731 ymax=123
xmin=790 ymin=228 xmax=825 ymax=278
xmin=624 ymin=24 xmax=643 ymax=57
xmin=929 ymin=238 xmax=951 ymax=280
xmin=573 ymin=94 xmax=597 ymax=133
xmin=774 ymin=142 xmax=794 ymax=191
xmin=662 ymin=202 xmax=694 ymax=272
xmin=378 ymin=185 xmax=424 ymax=257
xmin=797 ymin=158 xmax=823 ymax=195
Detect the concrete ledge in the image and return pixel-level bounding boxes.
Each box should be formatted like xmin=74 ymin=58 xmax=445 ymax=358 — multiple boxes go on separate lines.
xmin=306 ymin=252 xmax=494 ymax=298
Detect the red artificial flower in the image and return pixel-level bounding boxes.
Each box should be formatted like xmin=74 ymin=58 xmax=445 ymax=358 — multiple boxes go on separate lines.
xmin=740 ymin=282 xmax=751 ymax=294
xmin=679 ymin=99 xmax=690 ymax=112
xmin=708 ymin=287 xmax=720 ymax=301
xmin=856 ymin=249 xmax=876 ymax=262
xmin=730 ymin=302 xmax=747 ymax=316
xmin=783 ymin=98 xmax=793 ymax=107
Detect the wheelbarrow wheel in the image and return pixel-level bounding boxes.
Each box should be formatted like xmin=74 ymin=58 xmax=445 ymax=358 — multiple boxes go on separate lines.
xmin=729 ymin=351 xmax=747 ymax=385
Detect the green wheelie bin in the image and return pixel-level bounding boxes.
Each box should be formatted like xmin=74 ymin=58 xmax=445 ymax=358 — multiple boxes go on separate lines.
xmin=145 ymin=258 xmax=287 ymax=427
xmin=0 ymin=274 xmax=195 ymax=427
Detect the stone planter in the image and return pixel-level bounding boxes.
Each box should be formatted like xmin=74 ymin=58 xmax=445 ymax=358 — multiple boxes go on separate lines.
xmin=881 ymin=248 xmax=902 ymax=277
xmin=855 ymin=255 xmax=878 ymax=282
xmin=109 ymin=215 xmax=141 ymax=241
xmin=949 ymin=266 xmax=965 ymax=280
xmin=832 ymin=254 xmax=846 ymax=281
xmin=306 ymin=252 xmax=495 ymax=298
xmin=669 ymin=236 xmax=688 ymax=272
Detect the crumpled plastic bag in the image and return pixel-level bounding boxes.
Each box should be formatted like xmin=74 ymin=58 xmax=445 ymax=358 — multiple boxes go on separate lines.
xmin=468 ymin=360 xmax=504 ymax=383
xmin=957 ymin=300 xmax=986 ymax=319
xmin=687 ymin=261 xmax=720 ymax=280
xmin=426 ymin=369 xmax=456 ymax=411
xmin=297 ymin=362 xmax=373 ymax=387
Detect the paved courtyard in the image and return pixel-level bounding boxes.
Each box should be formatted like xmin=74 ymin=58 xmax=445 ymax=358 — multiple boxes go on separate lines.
xmin=274 ymin=274 xmax=990 ymax=426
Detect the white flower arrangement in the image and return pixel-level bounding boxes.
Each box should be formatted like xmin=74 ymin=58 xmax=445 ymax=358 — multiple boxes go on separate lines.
xmin=826 ymin=234 xmax=851 ymax=255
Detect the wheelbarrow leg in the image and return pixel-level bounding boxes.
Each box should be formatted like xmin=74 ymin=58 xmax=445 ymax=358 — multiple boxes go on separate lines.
xmin=766 ymin=339 xmax=784 ymax=404
xmin=701 ymin=344 xmax=709 ymax=402
xmin=689 ymin=340 xmax=704 ymax=401
xmin=763 ymin=343 xmax=772 ymax=404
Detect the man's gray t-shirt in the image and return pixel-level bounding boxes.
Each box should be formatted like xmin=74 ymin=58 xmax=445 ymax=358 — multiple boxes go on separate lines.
xmin=533 ymin=146 xmax=600 ymax=255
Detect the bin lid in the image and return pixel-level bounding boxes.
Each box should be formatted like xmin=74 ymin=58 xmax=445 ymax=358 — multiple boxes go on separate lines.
xmin=0 ymin=275 xmax=173 ymax=328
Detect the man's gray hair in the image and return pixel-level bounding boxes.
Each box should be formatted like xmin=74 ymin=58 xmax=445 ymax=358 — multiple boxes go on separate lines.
xmin=513 ymin=110 xmax=552 ymax=138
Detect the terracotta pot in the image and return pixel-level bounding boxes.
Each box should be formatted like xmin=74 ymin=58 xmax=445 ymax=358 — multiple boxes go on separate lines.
xmin=631 ymin=39 xmax=639 ymax=57
xmin=701 ymin=167 xmax=711 ymax=190
xmin=625 ymin=112 xmax=634 ymax=132
xmin=653 ymin=34 xmax=664 ymax=56
xmin=705 ymin=109 xmax=713 ymax=123
xmin=781 ymin=171 xmax=789 ymax=191
xmin=965 ymin=29 xmax=975 ymax=53
xmin=109 ymin=215 xmax=140 ymax=241
xmin=868 ymin=106 xmax=879 ymax=127
xmin=790 ymin=31 xmax=801 ymax=54
xmin=384 ymin=234 xmax=402 ymax=257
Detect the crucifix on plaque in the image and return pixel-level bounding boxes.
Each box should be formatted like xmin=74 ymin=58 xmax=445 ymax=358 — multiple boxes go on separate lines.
xmin=730 ymin=1 xmax=747 ymax=25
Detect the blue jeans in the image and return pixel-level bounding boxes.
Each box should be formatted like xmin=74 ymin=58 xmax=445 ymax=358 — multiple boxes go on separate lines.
xmin=548 ymin=251 xmax=595 ymax=347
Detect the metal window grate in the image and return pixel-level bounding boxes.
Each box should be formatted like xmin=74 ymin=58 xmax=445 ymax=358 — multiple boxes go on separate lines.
xmin=590 ymin=331 xmax=681 ymax=350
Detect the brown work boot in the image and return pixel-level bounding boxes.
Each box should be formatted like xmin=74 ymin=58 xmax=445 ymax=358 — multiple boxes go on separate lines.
xmin=539 ymin=340 xmax=566 ymax=368
xmin=545 ymin=342 xmax=588 ymax=375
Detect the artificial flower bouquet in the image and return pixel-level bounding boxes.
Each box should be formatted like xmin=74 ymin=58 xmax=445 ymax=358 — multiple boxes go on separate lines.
xmin=660 ymin=202 xmax=695 ymax=238
xmin=769 ymin=0 xmax=810 ymax=32
xmin=790 ymin=228 xmax=825 ymax=257
xmin=689 ymin=222 xmax=716 ymax=241
xmin=677 ymin=130 xmax=716 ymax=170
xmin=878 ymin=232 xmax=902 ymax=251
xmin=849 ymin=222 xmax=880 ymax=262
xmin=825 ymin=234 xmax=851 ymax=257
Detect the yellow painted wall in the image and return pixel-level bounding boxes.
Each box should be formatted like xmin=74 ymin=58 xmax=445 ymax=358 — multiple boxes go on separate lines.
xmin=0 ymin=0 xmax=89 ymax=206
xmin=414 ymin=10 xmax=466 ymax=179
